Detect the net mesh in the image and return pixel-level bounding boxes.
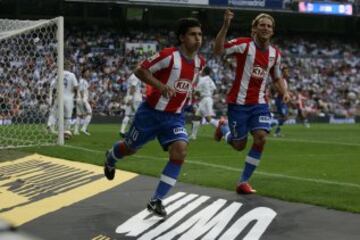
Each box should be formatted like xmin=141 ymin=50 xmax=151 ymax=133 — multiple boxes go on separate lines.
xmin=0 ymin=18 xmax=60 ymax=149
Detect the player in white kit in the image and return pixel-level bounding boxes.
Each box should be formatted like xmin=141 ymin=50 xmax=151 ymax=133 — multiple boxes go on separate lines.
xmin=74 ymin=68 xmax=92 ymax=135
xmin=63 ymin=62 xmax=78 ymax=133
xmin=119 ymin=73 xmax=143 ymax=137
xmin=190 ymin=66 xmax=220 ymax=140
xmin=46 ymin=78 xmax=57 ymax=134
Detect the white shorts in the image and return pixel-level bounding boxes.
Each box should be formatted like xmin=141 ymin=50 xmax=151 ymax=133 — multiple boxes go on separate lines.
xmin=124 ymin=105 xmax=135 ymax=116
xmin=76 ymin=100 xmax=92 ymax=115
xmin=64 ymin=98 xmax=74 ymax=119
xmin=125 ymin=100 xmax=142 ymax=116
xmin=196 ymin=97 xmax=215 ymax=117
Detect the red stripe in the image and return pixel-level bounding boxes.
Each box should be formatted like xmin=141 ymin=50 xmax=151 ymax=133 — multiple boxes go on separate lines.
xmin=227 ymin=44 xmax=249 ymax=104
xmin=252 ymin=143 xmax=264 ymax=153
xmin=170 ymin=159 xmax=184 ymax=165
xmin=245 ymin=47 xmax=269 ymax=104
xmin=119 ymin=142 xmax=127 ymax=155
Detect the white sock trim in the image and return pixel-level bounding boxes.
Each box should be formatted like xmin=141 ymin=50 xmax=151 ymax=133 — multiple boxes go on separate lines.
xmin=160 ymin=174 xmax=177 ymax=186
xmin=245 ymin=155 xmax=260 ymax=166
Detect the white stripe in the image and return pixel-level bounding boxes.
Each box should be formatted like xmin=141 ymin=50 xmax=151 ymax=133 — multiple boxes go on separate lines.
xmin=245 ymin=155 xmax=260 ymax=166
xmin=155 ymin=51 xmax=181 ymax=111
xmin=268 ymin=136 xmax=360 ymax=147
xmin=225 ymin=42 xmax=247 ymax=55
xmin=63 ymin=145 xmax=360 ymax=189
xmin=237 ymin=42 xmax=255 ymax=105
xmin=160 ymin=174 xmax=177 ymax=186
xmin=259 ymin=47 xmax=276 ymax=104
xmin=149 ymin=55 xmax=172 ymax=73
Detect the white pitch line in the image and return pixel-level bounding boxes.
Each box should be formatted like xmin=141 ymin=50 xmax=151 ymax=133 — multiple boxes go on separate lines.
xmin=267 ymin=137 xmax=360 ymax=147
xmin=64 ymin=144 xmax=360 ymax=189
xmin=199 ymin=133 xmax=360 ymax=147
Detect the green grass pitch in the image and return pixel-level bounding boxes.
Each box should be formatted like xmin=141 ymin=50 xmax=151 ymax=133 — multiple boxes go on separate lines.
xmin=2 ymin=123 xmax=360 ymax=213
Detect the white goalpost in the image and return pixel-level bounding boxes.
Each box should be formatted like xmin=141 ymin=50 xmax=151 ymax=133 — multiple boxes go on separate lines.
xmin=0 ymin=17 xmax=64 ymax=149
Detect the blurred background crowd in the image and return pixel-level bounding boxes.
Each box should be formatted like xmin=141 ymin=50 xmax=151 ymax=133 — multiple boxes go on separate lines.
xmin=63 ymin=26 xmax=360 ymax=118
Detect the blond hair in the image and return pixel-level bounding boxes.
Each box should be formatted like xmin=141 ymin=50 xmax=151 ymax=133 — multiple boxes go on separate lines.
xmin=251 ymin=13 xmax=275 ymax=30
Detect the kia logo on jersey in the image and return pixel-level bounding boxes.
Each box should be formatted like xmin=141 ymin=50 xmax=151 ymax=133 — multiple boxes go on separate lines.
xmin=251 ymin=65 xmax=266 ymax=79
xmin=174 ymin=79 xmax=192 ymax=93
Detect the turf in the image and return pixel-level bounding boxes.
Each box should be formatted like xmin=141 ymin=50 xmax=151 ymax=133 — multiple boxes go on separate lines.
xmin=2 ymin=123 xmax=360 ymax=213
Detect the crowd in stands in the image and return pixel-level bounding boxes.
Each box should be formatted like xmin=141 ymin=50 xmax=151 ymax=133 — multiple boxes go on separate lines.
xmin=64 ymin=27 xmax=360 ymax=119
xmin=1 ymin=26 xmax=359 ymax=124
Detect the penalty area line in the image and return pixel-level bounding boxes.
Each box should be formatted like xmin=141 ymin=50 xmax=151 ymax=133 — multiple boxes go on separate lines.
xmin=63 ymin=144 xmax=360 ymax=190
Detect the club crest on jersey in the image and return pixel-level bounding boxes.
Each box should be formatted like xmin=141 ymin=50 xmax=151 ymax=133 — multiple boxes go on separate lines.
xmin=251 ymin=65 xmax=266 ymax=79
xmin=174 ymin=79 xmax=192 ymax=93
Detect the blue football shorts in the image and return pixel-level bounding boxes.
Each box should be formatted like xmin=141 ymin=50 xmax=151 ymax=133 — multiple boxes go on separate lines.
xmin=227 ymin=104 xmax=271 ymax=140
xmin=124 ymin=102 xmax=188 ymax=151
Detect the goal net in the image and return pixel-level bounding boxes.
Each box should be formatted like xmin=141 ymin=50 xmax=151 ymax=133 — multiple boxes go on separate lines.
xmin=0 ymin=17 xmax=64 ymax=149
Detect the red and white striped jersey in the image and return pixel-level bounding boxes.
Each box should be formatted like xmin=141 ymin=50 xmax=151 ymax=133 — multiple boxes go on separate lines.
xmin=224 ymin=37 xmax=282 ymax=105
xmin=141 ymin=47 xmax=205 ymax=113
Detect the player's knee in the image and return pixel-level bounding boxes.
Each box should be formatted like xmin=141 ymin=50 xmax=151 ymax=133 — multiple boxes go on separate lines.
xmin=231 ymin=140 xmax=246 ymax=151
xmin=253 ymin=133 xmax=267 ymax=147
xmin=121 ymin=142 xmax=137 ymax=156
xmin=169 ymin=141 xmax=188 ymax=160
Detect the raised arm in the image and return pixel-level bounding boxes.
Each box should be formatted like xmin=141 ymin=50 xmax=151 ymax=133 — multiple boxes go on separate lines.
xmin=214 ymin=9 xmax=234 ymax=56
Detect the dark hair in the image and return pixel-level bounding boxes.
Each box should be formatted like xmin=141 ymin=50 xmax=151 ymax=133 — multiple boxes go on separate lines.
xmin=203 ymin=66 xmax=211 ymax=75
xmin=175 ymin=18 xmax=201 ymax=45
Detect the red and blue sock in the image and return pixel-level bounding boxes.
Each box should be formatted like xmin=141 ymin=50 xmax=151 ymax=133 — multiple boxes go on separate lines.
xmin=240 ymin=143 xmax=263 ymax=182
xmin=152 ymin=159 xmax=183 ymax=200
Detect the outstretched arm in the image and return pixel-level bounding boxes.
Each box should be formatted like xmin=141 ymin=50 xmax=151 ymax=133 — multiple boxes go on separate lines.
xmin=214 ymin=9 xmax=234 ymax=56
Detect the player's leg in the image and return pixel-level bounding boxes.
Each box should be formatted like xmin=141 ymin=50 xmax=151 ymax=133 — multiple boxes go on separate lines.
xmin=120 ymin=106 xmax=132 ymax=137
xmin=203 ymin=97 xmax=219 ymax=127
xmin=63 ymin=98 xmax=73 ymax=132
xmin=80 ymin=101 xmax=92 ymax=135
xmin=190 ymin=114 xmax=201 ymax=140
xmin=148 ymin=140 xmax=187 ymax=217
xmin=303 ymin=109 xmax=310 ymax=128
xmin=214 ymin=104 xmax=248 ymax=145
xmin=148 ymin=115 xmax=188 ymax=217
xmin=187 ymin=105 xmax=199 ymax=140
xmin=195 ymin=98 xmax=207 ymax=138
xmin=120 ymin=115 xmax=130 ymax=136
xmin=275 ymin=104 xmax=288 ymax=136
xmin=74 ymin=100 xmax=83 ymax=135
xmin=104 ymin=103 xmax=156 ymax=180
xmin=47 ymin=105 xmax=57 ymax=133
xmin=237 ymin=105 xmax=270 ymax=194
